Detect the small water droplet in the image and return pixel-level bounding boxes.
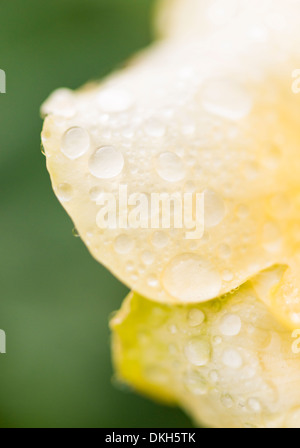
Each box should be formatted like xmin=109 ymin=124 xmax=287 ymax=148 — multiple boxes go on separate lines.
xmin=89 ymin=186 xmax=104 ymax=202
xmin=151 ymin=231 xmax=169 ymax=249
xmin=57 ymin=183 xmax=73 ymax=202
xmin=141 ymin=251 xmax=154 ymax=265
xmin=61 ymin=127 xmax=90 ymax=160
xmin=183 ymin=371 xmax=208 ymax=395
xmin=202 ymin=78 xmax=252 ymax=121
xmin=210 ymin=370 xmax=219 ymax=383
xmin=184 ymin=339 xmax=211 ymax=366
xmin=72 ymin=227 xmax=80 ymax=238
xmin=222 ymin=348 xmax=243 ymax=369
xmin=162 ymin=254 xmax=221 ymax=302
xmin=156 ymin=152 xmax=185 ymax=182
xmin=247 ymin=398 xmax=261 ymax=413
xmin=188 ymin=309 xmax=205 ymax=327
xmin=213 ymin=336 xmax=222 ymax=345
xmin=204 ymin=190 xmax=226 ymax=228
xmin=219 ymin=314 xmax=241 ymax=336
xmin=221 ymin=394 xmax=234 ymax=409
xmin=218 ymin=244 xmax=231 ymax=259
xmin=113 ymin=234 xmax=134 ymax=254
xmin=144 ymin=119 xmax=166 ymax=138
xmin=222 ymin=270 xmax=234 ymax=282
xmin=89 ymin=146 xmax=124 ymax=179
xmin=148 ymin=275 xmax=158 ymax=288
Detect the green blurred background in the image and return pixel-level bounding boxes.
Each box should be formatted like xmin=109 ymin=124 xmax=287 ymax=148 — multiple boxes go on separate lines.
xmin=0 ymin=0 xmax=194 ymax=428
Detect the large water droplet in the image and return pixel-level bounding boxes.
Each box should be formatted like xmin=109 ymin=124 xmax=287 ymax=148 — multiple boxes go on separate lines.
xmin=162 ymin=254 xmax=221 ymax=302
xmin=89 ymin=146 xmax=124 ymax=179
xmin=61 ymin=127 xmax=90 ymax=160
xmin=156 ymin=152 xmax=185 ymax=182
xmin=219 ymin=314 xmax=241 ymax=336
xmin=202 ymin=79 xmax=252 ymax=121
xmin=184 ymin=339 xmax=211 ymax=366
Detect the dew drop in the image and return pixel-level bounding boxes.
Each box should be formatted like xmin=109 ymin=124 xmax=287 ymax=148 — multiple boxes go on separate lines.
xmin=218 ymin=244 xmax=232 ymax=259
xmin=113 ymin=234 xmax=134 ymax=254
xmin=213 ymin=336 xmax=222 ymax=345
xmin=222 ymin=270 xmax=234 ymax=282
xmin=89 ymin=146 xmax=124 ymax=179
xmin=247 ymin=398 xmax=261 ymax=413
xmin=141 ymin=251 xmax=154 ymax=265
xmin=219 ymin=314 xmax=241 ymax=336
xmin=162 ymin=254 xmax=221 ymax=302
xmin=184 ymin=339 xmax=211 ymax=366
xmin=144 ymin=119 xmax=166 ymax=138
xmin=209 ymin=370 xmax=219 ymax=383
xmin=222 ymin=348 xmax=243 ymax=369
xmin=61 ymin=127 xmax=90 ymax=160
xmin=148 ymin=275 xmax=158 ymax=288
xmin=97 ymin=88 xmax=133 ymax=113
xmin=202 ymin=78 xmax=252 ymax=121
xmin=221 ymin=394 xmax=234 ymax=409
xmin=89 ymin=186 xmax=104 ymax=202
xmin=188 ymin=309 xmax=205 ymax=327
xmin=184 ymin=371 xmax=208 ymax=395
xmin=156 ymin=152 xmax=185 ymax=182
xmin=262 ymin=221 xmax=282 ymax=253
xmin=57 ymin=183 xmax=73 ymax=202
xmin=151 ymin=231 xmax=169 ymax=249
xmin=204 ymin=190 xmax=226 ymax=228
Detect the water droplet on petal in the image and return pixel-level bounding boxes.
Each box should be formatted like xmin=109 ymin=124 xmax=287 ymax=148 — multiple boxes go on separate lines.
xmin=184 ymin=339 xmax=211 ymax=366
xmin=89 ymin=146 xmax=124 ymax=179
xmin=144 ymin=119 xmax=166 ymax=138
xmin=188 ymin=309 xmax=205 ymax=327
xmin=184 ymin=371 xmax=208 ymax=395
xmin=151 ymin=231 xmax=169 ymax=249
xmin=202 ymin=78 xmax=252 ymax=121
xmin=57 ymin=183 xmax=73 ymax=202
xmin=247 ymin=398 xmax=261 ymax=413
xmin=219 ymin=314 xmax=241 ymax=336
xmin=113 ymin=234 xmax=134 ymax=254
xmin=156 ymin=152 xmax=185 ymax=182
xmin=204 ymin=190 xmax=226 ymax=228
xmin=221 ymin=394 xmax=234 ymax=409
xmin=222 ymin=348 xmax=243 ymax=369
xmin=141 ymin=251 xmax=154 ymax=265
xmin=148 ymin=275 xmax=158 ymax=288
xmin=162 ymin=254 xmax=221 ymax=302
xmin=218 ymin=244 xmax=232 ymax=259
xmin=61 ymin=127 xmax=90 ymax=160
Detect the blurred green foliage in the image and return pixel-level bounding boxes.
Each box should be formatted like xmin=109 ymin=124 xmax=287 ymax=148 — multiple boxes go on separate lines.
xmin=0 ymin=0 xmax=193 ymax=428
